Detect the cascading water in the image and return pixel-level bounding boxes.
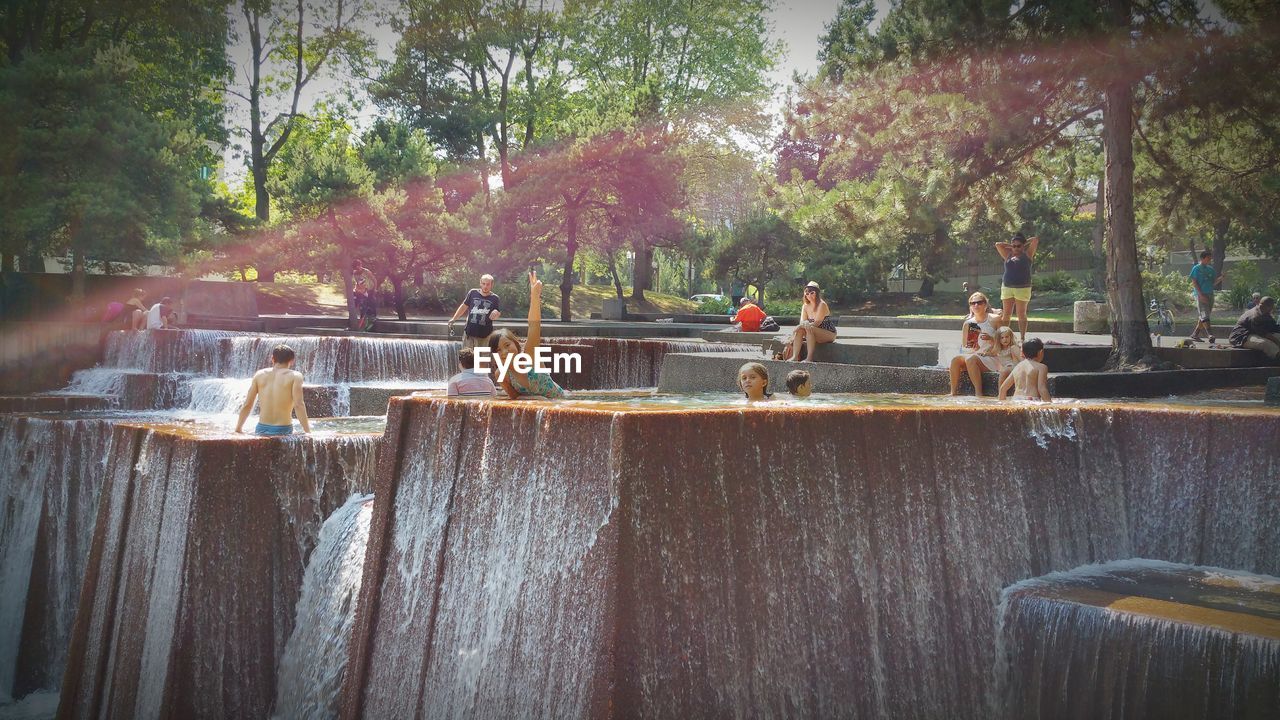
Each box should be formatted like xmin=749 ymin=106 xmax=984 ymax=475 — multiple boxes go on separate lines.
xmin=573 ymin=338 xmax=739 ymax=388
xmin=340 ymin=400 xmax=1280 ymax=720
xmin=58 ymin=425 xmax=379 ymax=720
xmin=272 ymin=493 xmax=374 ymax=720
xmin=0 ymin=417 xmax=114 ymax=704
xmin=995 ymin=560 xmax=1280 ymax=719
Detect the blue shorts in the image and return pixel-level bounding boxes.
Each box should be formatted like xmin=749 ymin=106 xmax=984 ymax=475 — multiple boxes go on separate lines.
xmin=255 ymin=422 xmax=293 ymax=436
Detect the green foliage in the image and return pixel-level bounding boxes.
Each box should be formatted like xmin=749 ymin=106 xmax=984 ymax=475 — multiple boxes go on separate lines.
xmin=762 ymin=298 xmax=803 ymax=316
xmin=1036 ymin=271 xmax=1083 ymax=294
xmin=697 ymin=297 xmax=732 ymax=315
xmin=1141 ymin=269 xmax=1190 ymax=308
xmin=0 ymin=47 xmax=203 ymax=268
xmin=711 ymin=213 xmax=808 ymax=303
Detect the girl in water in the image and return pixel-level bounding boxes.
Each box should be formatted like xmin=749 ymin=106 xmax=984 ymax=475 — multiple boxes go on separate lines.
xmin=738 ymin=361 xmax=773 ymax=402
xmin=488 ymin=271 xmax=566 ymax=399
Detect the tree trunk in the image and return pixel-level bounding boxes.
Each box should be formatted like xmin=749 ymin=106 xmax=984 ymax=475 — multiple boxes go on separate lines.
xmin=390 ymin=274 xmax=407 ymax=320
xmin=1211 ymin=218 xmax=1229 ymax=280
xmin=632 ymin=244 xmax=651 ymax=303
xmin=1101 ymin=30 xmax=1154 ymax=369
xmin=1 ymin=253 xmax=12 ymax=272
xmin=1092 ymin=173 xmax=1106 ymax=292
xmin=917 ymin=228 xmax=949 ymax=298
xmin=608 ymin=253 xmax=625 ymax=299
xmin=71 ymin=247 xmax=85 ymax=300
xmin=965 ymin=233 xmax=979 ymax=293
xmin=559 ymin=211 xmax=578 ymax=322
xmin=251 ymin=162 xmax=276 ymax=282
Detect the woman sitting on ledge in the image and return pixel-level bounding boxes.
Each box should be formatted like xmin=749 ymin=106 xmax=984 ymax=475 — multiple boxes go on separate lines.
xmin=488 ymin=271 xmax=565 ymax=399
xmin=782 ymin=281 xmax=836 ymax=362
xmin=949 ymin=291 xmax=1004 ymax=396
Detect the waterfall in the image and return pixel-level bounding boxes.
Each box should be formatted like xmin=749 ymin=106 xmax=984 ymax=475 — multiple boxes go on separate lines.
xmin=572 ymin=339 xmax=739 ymax=388
xmin=0 ymin=417 xmax=113 ymax=704
xmin=272 ymin=494 xmax=374 ymax=720
xmin=340 ymin=401 xmax=1280 ymax=720
xmin=57 ymin=427 xmax=379 ymax=720
xmin=995 ymin=560 xmax=1280 ymax=719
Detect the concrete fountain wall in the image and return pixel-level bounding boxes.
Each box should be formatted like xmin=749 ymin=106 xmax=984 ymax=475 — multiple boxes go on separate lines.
xmin=340 ymin=398 xmax=1280 ymax=719
xmin=55 ymin=424 xmax=378 ymax=720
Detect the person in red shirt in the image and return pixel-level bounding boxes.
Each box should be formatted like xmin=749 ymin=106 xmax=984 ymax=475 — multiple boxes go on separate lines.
xmin=732 ymin=297 xmax=766 ymax=332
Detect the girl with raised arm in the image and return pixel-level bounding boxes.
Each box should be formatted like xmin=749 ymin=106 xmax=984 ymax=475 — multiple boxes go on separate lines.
xmin=487 ymin=271 xmax=566 ymax=399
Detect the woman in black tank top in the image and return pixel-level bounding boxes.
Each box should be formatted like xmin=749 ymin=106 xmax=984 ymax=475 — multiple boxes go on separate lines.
xmin=995 ymin=232 xmax=1039 ymax=344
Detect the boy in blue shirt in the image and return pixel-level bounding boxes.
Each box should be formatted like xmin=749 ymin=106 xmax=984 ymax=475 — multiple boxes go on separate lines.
xmin=1188 ymin=250 xmax=1222 ymax=342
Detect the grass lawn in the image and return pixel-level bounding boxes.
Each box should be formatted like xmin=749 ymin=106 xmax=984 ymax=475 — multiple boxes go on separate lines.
xmin=546 ymin=284 xmax=697 ymax=318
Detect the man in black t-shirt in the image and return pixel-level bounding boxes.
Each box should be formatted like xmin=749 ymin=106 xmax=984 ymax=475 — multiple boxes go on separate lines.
xmin=447 ymin=274 xmax=502 ymax=349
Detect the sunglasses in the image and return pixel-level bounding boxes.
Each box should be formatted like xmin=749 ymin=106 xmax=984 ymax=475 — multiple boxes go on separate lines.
xmin=804 ymin=288 xmax=816 ymax=293
xmin=1012 ymin=244 xmax=1025 ymax=249
xmin=970 ymin=299 xmax=987 ymax=306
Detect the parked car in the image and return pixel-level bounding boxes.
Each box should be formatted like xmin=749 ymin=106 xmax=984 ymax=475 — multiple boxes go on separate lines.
xmin=689 ymin=293 xmax=727 ymax=303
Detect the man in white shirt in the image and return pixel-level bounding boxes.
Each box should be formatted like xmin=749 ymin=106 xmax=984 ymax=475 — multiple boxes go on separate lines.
xmin=146 ymin=297 xmax=176 ymax=329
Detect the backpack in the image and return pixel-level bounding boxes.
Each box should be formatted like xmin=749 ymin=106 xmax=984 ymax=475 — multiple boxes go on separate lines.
xmin=759 ymin=316 xmax=780 ymax=332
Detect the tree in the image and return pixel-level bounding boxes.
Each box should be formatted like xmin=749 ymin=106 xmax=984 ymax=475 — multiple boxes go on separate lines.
xmin=501 ymin=128 xmax=684 ymax=320
xmin=0 ymin=48 xmax=204 ymax=296
xmin=374 ymin=0 xmax=568 ymax=194
xmin=227 ymin=0 xmax=371 ymax=281
xmin=711 ymin=212 xmax=807 ymax=307
xmin=565 ymin=0 xmax=777 ymax=300
xmin=0 ymin=0 xmax=231 ymax=275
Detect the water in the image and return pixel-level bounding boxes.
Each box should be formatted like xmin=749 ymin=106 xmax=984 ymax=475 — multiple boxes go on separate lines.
xmin=995 ymin=560 xmax=1280 ymax=719
xmin=340 ymin=400 xmax=1280 ymax=719
xmin=272 ymin=494 xmax=375 ymax=720
xmin=0 ymin=417 xmax=114 ymax=702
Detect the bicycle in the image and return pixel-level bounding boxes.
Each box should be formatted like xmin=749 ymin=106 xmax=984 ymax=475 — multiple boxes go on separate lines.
xmin=1146 ymin=298 xmax=1175 ymax=335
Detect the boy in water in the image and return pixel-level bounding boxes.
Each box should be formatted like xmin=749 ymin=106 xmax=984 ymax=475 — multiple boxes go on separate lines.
xmin=998 ymin=338 xmax=1051 ymax=401
xmin=446 ymin=347 xmax=496 ymax=397
xmin=235 ymin=344 xmax=311 ymax=435
xmin=786 ymin=369 xmax=812 ymax=398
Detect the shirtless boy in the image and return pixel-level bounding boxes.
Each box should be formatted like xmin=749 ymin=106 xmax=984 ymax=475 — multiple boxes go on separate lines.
xmin=998 ymin=338 xmax=1051 ymax=401
xmin=235 ymin=344 xmax=311 ymax=435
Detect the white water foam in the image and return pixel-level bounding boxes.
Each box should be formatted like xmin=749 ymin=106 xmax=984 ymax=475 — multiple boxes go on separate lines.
xmin=272 ymin=493 xmax=375 ymax=720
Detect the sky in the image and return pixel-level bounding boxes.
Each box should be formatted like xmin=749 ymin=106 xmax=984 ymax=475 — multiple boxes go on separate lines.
xmin=221 ymin=0 xmax=887 ymax=183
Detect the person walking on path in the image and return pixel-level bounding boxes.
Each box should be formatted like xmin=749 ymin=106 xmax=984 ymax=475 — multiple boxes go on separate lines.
xmin=1228 ymin=296 xmax=1280 ymax=361
xmin=448 ymin=274 xmax=502 ymax=350
xmin=994 ymin=232 xmax=1039 ymax=344
xmin=235 ymin=344 xmax=311 ymax=435
xmin=1188 ymin=250 xmax=1223 ymax=342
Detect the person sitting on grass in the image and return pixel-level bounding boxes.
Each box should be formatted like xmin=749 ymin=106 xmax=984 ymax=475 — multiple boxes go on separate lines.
xmin=235 ymin=344 xmax=311 ymax=436
xmin=447 ymin=347 xmax=496 ymax=398
xmin=783 ymin=281 xmax=836 ymax=362
xmin=998 ymin=338 xmax=1051 ymax=401
xmin=731 ymin=296 xmax=766 ymax=332
xmin=949 ymin=291 xmax=1004 ymax=397
xmin=738 ymin=361 xmax=772 ymax=402
xmin=786 ymin=369 xmax=812 ymax=398
xmin=488 ymin=271 xmax=565 ymax=399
